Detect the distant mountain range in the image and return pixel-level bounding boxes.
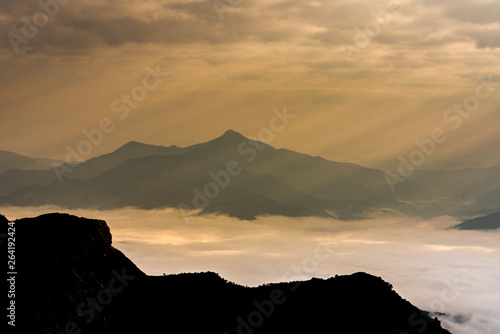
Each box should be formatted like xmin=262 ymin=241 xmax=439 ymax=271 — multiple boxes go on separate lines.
xmin=2 ymin=213 xmax=451 ymax=334
xmin=0 ymin=150 xmax=62 ymax=175
xmin=1 ymin=130 xmax=500 ymax=220
xmin=360 ymin=157 xmax=500 ymax=172
xmin=454 ymin=210 xmax=500 ymax=230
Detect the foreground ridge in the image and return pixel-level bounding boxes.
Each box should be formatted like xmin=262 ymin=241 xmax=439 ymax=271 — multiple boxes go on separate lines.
xmin=2 ymin=213 xmax=451 ymax=334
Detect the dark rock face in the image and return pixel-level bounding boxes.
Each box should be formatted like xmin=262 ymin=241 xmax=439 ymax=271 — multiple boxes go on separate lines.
xmin=6 ymin=213 xmax=145 ymax=333
xmin=454 ymin=210 xmax=500 ymax=230
xmin=2 ymin=213 xmax=451 ymax=334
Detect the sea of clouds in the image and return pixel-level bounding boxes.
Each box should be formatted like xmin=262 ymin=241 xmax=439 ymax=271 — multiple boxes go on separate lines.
xmin=3 ymin=206 xmax=499 ymax=334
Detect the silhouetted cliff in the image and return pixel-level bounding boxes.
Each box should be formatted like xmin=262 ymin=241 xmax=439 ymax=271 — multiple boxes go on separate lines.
xmin=2 ymin=213 xmax=451 ymax=334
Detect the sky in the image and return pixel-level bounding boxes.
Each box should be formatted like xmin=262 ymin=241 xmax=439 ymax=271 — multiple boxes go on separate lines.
xmin=3 ymin=3 xmax=500 ymax=332
xmin=2 ymin=0 xmax=500 ymax=169
xmin=3 ymin=206 xmax=500 ymax=334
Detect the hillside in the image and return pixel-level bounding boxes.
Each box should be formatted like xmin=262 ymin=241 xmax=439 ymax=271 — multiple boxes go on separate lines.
xmin=0 ymin=131 xmax=413 ymax=220
xmin=2 ymin=213 xmax=451 ymax=334
xmin=2 ymin=130 xmax=500 ymax=220
xmin=454 ymin=211 xmax=500 ymax=230
xmin=0 ymin=150 xmax=62 ymax=175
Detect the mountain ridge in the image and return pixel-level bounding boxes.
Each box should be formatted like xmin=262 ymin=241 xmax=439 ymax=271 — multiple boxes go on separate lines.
xmin=0 ymin=150 xmax=63 ymax=175
xmin=454 ymin=210 xmax=500 ymax=230
xmin=2 ymin=212 xmax=451 ymax=334
xmin=2 ymin=130 xmax=500 ymax=219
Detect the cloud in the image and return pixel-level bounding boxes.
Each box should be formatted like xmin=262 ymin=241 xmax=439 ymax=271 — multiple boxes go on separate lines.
xmin=431 ymin=0 xmax=500 ymax=25
xmin=2 ymin=206 xmax=499 ymax=334
xmin=0 ymin=0 xmax=311 ymax=55
xmin=460 ymin=26 xmax=500 ymax=49
xmin=2 ymin=0 xmax=500 ymax=167
xmin=2 ymin=0 xmax=499 ymax=58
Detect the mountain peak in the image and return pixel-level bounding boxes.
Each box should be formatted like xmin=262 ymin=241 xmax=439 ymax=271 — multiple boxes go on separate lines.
xmin=120 ymin=140 xmax=151 ymax=149
xmin=221 ymin=129 xmax=245 ymax=139
xmin=207 ymin=129 xmax=248 ymax=145
xmin=113 ymin=141 xmax=170 ymax=155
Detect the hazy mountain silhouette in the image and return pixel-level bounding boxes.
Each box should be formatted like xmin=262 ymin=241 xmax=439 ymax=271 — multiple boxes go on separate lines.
xmin=0 ymin=131 xmax=396 ymax=219
xmin=406 ymin=166 xmax=500 ymax=217
xmin=0 ymin=150 xmax=62 ymax=175
xmin=360 ymin=157 xmax=497 ymax=171
xmin=454 ymin=210 xmax=500 ymax=230
xmin=0 ymin=168 xmax=59 ymax=197
xmin=3 ymin=213 xmax=451 ymax=334
xmin=0 ymin=142 xmax=184 ymax=197
xmin=0 ymin=152 xmax=370 ymax=219
xmin=2 ymin=130 xmax=500 ymax=219
xmin=64 ymin=141 xmax=188 ymax=180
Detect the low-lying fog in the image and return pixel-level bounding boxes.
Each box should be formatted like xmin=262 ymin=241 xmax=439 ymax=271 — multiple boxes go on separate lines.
xmin=3 ymin=206 xmax=499 ymax=334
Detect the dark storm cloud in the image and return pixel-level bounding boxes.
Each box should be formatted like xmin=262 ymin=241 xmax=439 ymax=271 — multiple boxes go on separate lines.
xmin=3 ymin=0 xmax=500 ymax=57
xmin=1 ymin=0 xmax=307 ymax=54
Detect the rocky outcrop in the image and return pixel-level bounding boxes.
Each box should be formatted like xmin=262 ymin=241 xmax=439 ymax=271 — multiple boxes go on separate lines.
xmin=2 ymin=213 xmax=451 ymax=334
